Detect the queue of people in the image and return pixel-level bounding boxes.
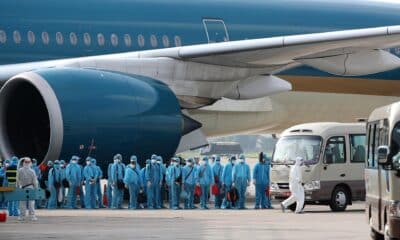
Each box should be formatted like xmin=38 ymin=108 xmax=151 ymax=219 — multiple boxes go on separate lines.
xmin=0 ymin=152 xmax=276 ymax=216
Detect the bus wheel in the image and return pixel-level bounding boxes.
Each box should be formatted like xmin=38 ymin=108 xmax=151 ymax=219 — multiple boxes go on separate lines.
xmin=329 ymin=186 xmax=348 ymax=212
xmin=370 ymin=218 xmax=383 ymax=240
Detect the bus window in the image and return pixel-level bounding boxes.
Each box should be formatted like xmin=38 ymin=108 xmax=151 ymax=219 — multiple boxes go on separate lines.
xmin=373 ymin=124 xmax=380 ymax=168
xmin=350 ymin=134 xmax=366 ymax=163
xmin=324 ymin=136 xmax=346 ymax=164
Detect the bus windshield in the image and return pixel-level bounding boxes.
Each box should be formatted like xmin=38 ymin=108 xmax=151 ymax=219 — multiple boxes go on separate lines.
xmin=272 ymin=135 xmax=322 ymax=165
xmin=390 ymin=122 xmax=400 ymax=168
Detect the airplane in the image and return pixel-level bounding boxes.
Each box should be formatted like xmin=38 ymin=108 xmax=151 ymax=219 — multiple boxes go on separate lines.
xmin=1 ymin=0 xmax=400 ymax=170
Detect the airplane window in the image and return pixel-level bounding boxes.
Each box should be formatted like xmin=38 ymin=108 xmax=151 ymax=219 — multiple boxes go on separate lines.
xmin=70 ymin=32 xmax=78 ymax=46
xmin=56 ymin=32 xmax=63 ymax=45
xmin=111 ymin=33 xmax=118 ymax=47
xmin=27 ymin=31 xmax=35 ymax=45
xmin=124 ymin=34 xmax=131 ymax=47
xmin=42 ymin=32 xmax=50 ymax=45
xmin=150 ymin=34 xmax=158 ymax=47
xmin=97 ymin=33 xmax=105 ymax=46
xmin=83 ymin=33 xmax=91 ymax=46
xmin=0 ymin=30 xmax=6 ymax=44
xmin=162 ymin=35 xmax=169 ymax=47
xmin=174 ymin=36 xmax=182 ymax=47
xmin=13 ymin=30 xmax=21 ymax=44
xmin=138 ymin=34 xmax=145 ymax=47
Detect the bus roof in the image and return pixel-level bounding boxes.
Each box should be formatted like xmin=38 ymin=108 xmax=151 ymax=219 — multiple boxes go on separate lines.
xmin=368 ymin=101 xmax=400 ymax=124
xmin=281 ymin=122 xmax=366 ymax=137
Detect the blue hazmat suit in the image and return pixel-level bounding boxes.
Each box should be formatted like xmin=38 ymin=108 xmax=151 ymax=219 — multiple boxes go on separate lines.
xmin=106 ymin=163 xmax=113 ymax=208
xmin=65 ymin=157 xmax=82 ymax=209
xmin=157 ymin=156 xmax=166 ymax=208
xmin=182 ymin=160 xmax=197 ymax=209
xmin=212 ymin=158 xmax=224 ymax=209
xmin=233 ymin=156 xmax=251 ymax=209
xmin=59 ymin=160 xmax=67 ymax=208
xmin=124 ymin=163 xmax=142 ymax=209
xmin=7 ymin=157 xmax=19 ymax=216
xmin=253 ymin=155 xmax=271 ymax=209
xmin=91 ymin=159 xmax=103 ymax=208
xmin=48 ymin=161 xmax=62 ymax=209
xmin=110 ymin=159 xmax=125 ymax=209
xmin=221 ymin=157 xmax=235 ymax=209
xmin=145 ymin=159 xmax=162 ymax=209
xmin=197 ymin=158 xmax=214 ymax=209
xmin=166 ymin=161 xmax=182 ymax=209
xmin=83 ymin=159 xmax=97 ymax=209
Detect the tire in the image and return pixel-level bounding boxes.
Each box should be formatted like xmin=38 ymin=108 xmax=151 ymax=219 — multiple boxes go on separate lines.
xmin=370 ymin=218 xmax=384 ymax=240
xmin=329 ymin=186 xmax=349 ymax=212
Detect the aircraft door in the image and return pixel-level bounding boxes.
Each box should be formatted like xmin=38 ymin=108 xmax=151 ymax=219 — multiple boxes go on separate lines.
xmin=203 ymin=18 xmax=230 ymax=43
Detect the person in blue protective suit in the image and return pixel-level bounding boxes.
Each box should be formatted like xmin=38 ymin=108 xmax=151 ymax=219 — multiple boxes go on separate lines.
xmin=182 ymin=158 xmax=197 ymax=209
xmin=91 ymin=158 xmax=104 ymax=208
xmin=233 ymin=154 xmax=251 ymax=209
xmin=58 ymin=160 xmax=67 ymax=208
xmin=48 ymin=160 xmax=63 ymax=209
xmin=110 ymin=154 xmax=125 ymax=209
xmin=0 ymin=159 xmax=11 ymax=210
xmin=221 ymin=156 xmax=236 ymax=209
xmin=106 ymin=162 xmax=113 ymax=208
xmin=166 ymin=157 xmax=182 ymax=210
xmin=83 ymin=157 xmax=96 ymax=209
xmin=157 ymin=156 xmax=167 ymax=208
xmin=140 ymin=159 xmax=150 ymax=209
xmin=124 ymin=158 xmax=143 ymax=209
xmin=0 ymin=162 xmax=4 ymax=209
xmin=253 ymin=153 xmax=272 ymax=209
xmin=212 ymin=156 xmax=224 ymax=209
xmin=65 ymin=156 xmax=82 ymax=209
xmin=6 ymin=157 xmax=19 ymax=216
xmin=197 ymin=157 xmax=214 ymax=209
xmin=145 ymin=155 xmax=162 ymax=209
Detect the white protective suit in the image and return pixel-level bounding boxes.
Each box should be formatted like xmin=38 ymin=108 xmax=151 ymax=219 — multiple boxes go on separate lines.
xmin=282 ymin=157 xmax=305 ymax=213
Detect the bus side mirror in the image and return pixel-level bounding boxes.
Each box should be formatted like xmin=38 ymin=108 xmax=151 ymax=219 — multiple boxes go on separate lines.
xmin=377 ymin=146 xmax=390 ymax=164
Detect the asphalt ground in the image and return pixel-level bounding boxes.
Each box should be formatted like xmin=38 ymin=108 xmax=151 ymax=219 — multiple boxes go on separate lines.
xmin=0 ymin=202 xmax=369 ymax=240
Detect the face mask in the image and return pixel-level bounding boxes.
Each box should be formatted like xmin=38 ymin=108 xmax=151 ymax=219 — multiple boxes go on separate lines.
xmin=23 ymin=163 xmax=30 ymax=168
xmin=188 ymin=162 xmax=193 ymax=166
xmin=202 ymin=161 xmax=207 ymax=166
xmin=131 ymin=163 xmax=136 ymax=168
xmin=151 ymin=159 xmax=156 ymax=164
xmin=5 ymin=163 xmax=10 ymax=167
xmin=239 ymin=159 xmax=244 ymax=163
xmin=157 ymin=161 xmax=161 ymax=164
xmin=86 ymin=161 xmax=90 ymax=165
xmin=72 ymin=160 xmax=77 ymax=164
xmin=114 ymin=160 xmax=118 ymax=164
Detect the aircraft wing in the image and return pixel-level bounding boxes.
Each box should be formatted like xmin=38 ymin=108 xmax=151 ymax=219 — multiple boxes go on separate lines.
xmin=143 ymin=25 xmax=400 ymax=76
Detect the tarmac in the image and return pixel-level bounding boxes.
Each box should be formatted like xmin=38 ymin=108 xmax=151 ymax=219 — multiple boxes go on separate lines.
xmin=0 ymin=202 xmax=369 ymax=240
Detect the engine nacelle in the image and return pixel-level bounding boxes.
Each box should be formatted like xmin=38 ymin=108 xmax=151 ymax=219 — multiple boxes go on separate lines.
xmin=0 ymin=68 xmax=183 ymax=171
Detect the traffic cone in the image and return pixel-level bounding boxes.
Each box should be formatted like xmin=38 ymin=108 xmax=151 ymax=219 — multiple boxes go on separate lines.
xmin=102 ymin=184 xmax=108 ymax=207
xmin=0 ymin=211 xmax=7 ymax=222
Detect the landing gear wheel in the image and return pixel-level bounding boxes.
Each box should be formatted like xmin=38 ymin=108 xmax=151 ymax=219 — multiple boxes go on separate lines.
xmin=329 ymin=186 xmax=348 ymax=212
